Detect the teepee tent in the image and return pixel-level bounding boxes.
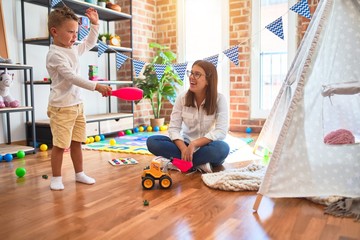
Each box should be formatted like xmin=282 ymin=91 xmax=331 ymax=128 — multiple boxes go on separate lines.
xmin=253 ymin=0 xmax=360 ymax=210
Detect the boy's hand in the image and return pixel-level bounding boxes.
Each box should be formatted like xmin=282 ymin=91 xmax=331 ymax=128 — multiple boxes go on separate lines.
xmin=95 ymin=84 xmax=112 ymax=97
xmin=85 ymin=8 xmax=99 ymax=25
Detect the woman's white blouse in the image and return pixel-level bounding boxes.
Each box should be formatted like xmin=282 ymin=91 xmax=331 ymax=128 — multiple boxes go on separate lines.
xmin=168 ymin=91 xmax=229 ymax=143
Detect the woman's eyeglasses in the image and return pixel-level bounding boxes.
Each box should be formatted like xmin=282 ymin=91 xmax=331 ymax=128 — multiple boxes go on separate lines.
xmin=186 ymin=70 xmax=206 ymax=80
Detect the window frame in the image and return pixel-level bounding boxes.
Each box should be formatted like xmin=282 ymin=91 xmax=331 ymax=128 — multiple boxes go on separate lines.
xmin=176 ymin=0 xmax=230 ymax=105
xmin=250 ymin=0 xmax=297 ymax=119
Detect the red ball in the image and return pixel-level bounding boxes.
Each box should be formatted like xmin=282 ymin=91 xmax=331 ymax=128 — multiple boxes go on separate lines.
xmin=118 ymin=131 xmax=125 ymax=137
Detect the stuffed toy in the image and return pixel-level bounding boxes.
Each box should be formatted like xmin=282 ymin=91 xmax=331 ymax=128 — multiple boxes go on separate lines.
xmin=0 ymin=69 xmax=20 ymax=108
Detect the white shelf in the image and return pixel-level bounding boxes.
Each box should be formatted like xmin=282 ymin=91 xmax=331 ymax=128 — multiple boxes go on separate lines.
xmin=0 ymin=144 xmax=35 ymax=155
xmin=21 ymin=0 xmax=134 ymax=147
xmin=0 ymin=106 xmax=33 ymax=113
xmin=94 ymin=80 xmax=133 ymax=85
xmin=0 ymin=63 xmax=33 ymax=70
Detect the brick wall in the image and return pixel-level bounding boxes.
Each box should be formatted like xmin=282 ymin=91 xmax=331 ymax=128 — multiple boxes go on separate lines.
xmin=298 ymin=0 xmax=320 ymax=42
xmin=115 ymin=0 xmax=177 ymax=126
xmin=116 ymin=0 xmax=319 ymax=132
xmin=228 ymin=0 xmax=265 ymax=133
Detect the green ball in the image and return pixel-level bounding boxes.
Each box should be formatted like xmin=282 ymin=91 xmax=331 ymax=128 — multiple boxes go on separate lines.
xmin=16 ymin=150 xmax=26 ymax=159
xmin=15 ymin=167 xmax=26 ymax=178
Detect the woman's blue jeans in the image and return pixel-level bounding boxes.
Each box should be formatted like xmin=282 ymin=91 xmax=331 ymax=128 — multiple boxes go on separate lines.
xmin=146 ymin=135 xmax=230 ymax=167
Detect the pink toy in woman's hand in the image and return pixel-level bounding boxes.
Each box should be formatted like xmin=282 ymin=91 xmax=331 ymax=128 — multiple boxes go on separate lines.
xmin=111 ymin=87 xmax=143 ymax=101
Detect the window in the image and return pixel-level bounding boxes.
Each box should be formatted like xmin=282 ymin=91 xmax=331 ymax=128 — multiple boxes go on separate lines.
xmin=251 ymin=0 xmax=297 ymax=118
xmin=177 ymin=0 xmax=229 ymax=102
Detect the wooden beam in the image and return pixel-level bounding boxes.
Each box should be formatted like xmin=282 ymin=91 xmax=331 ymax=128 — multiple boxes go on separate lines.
xmin=253 ymin=194 xmax=263 ymax=212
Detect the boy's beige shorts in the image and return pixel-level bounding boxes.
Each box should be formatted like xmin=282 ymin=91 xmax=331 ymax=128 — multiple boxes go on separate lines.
xmin=47 ymin=103 xmax=86 ymax=149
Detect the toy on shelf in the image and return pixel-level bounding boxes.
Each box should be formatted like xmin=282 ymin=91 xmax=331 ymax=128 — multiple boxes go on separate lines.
xmin=99 ymin=33 xmax=121 ymax=47
xmin=142 ymin=157 xmax=172 ymax=190
xmin=109 ymin=35 xmax=121 ymax=47
xmin=88 ymin=65 xmax=98 ymax=80
xmin=0 ymin=69 xmax=19 ymax=108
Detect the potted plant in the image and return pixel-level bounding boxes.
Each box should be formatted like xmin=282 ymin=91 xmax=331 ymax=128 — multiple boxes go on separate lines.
xmin=97 ymin=0 xmax=107 ymax=8
xmin=134 ymin=42 xmax=183 ymax=127
xmin=98 ymin=33 xmax=111 ymax=44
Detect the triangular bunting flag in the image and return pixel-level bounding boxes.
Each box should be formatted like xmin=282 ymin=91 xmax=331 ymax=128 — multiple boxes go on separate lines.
xmin=265 ymin=17 xmax=284 ymax=40
xmin=78 ymin=25 xmax=89 ymax=41
xmin=133 ymin=59 xmax=146 ymax=77
xmin=223 ymin=46 xmax=239 ymax=66
xmin=116 ymin=53 xmax=128 ymax=70
xmin=154 ymin=64 xmax=167 ymax=81
xmin=97 ymin=41 xmax=108 ymax=57
xmin=51 ymin=0 xmax=62 ymax=7
xmin=290 ymin=0 xmax=311 ymax=19
xmin=204 ymin=55 xmax=219 ymax=67
xmin=173 ymin=62 xmax=188 ymax=81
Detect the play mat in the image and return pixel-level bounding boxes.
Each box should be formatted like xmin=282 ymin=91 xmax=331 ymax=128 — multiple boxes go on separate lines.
xmin=82 ymin=132 xmax=253 ymax=155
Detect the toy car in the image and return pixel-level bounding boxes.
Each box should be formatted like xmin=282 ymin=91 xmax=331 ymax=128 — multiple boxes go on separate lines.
xmin=141 ymin=158 xmax=172 ymax=189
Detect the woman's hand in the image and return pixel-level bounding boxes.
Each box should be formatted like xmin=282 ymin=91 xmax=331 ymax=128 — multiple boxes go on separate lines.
xmin=181 ymin=142 xmax=196 ymax=162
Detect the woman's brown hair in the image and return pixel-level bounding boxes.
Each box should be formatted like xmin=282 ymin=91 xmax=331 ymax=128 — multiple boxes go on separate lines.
xmin=185 ymin=60 xmax=218 ymax=115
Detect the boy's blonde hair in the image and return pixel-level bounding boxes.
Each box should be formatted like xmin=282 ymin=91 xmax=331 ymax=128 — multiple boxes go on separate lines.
xmin=48 ymin=6 xmax=78 ymax=36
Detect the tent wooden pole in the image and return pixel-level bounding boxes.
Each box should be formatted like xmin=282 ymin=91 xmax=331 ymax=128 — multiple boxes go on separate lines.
xmin=253 ymin=194 xmax=263 ymax=212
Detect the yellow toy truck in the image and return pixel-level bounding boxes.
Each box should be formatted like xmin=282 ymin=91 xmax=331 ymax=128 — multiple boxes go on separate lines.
xmin=141 ymin=157 xmax=172 ymax=189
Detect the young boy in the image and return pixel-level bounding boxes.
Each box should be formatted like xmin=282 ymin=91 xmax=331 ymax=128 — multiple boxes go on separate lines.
xmin=46 ymin=6 xmax=112 ymax=190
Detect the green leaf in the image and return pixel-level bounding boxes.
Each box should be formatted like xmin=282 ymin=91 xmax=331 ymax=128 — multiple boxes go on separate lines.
xmin=134 ymin=42 xmax=183 ymax=119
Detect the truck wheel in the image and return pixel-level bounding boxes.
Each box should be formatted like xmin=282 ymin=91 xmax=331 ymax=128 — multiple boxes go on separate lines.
xmin=142 ymin=176 xmax=155 ymax=189
xmin=159 ymin=175 xmax=172 ymax=189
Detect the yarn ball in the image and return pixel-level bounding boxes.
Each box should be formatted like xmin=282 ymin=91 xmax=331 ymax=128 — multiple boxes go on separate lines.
xmin=324 ymin=129 xmax=355 ymax=145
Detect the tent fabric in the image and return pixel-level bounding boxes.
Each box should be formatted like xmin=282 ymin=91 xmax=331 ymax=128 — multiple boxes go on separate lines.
xmin=255 ymin=0 xmax=360 ymax=198
xmin=321 ymin=81 xmax=360 ymax=97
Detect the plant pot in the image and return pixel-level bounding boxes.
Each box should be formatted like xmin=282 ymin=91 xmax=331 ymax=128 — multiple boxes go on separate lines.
xmin=150 ymin=118 xmax=165 ymax=128
xmin=85 ymin=0 xmax=97 ymax=4
xmin=98 ymin=2 xmax=106 ymax=7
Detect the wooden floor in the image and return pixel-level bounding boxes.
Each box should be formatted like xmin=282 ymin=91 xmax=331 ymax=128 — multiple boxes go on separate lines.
xmin=0 ymin=133 xmax=359 ymax=240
